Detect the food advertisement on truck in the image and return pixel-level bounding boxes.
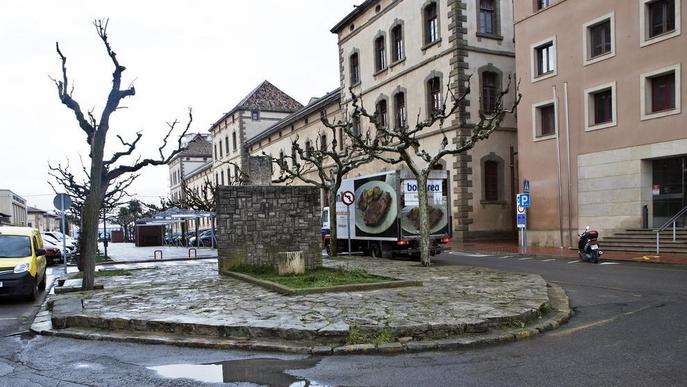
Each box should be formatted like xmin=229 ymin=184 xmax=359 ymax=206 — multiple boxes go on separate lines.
xmin=336 ymin=170 xmax=450 ymax=241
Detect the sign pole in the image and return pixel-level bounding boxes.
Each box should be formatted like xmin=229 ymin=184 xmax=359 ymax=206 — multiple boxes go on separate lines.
xmin=61 ymin=195 xmax=67 ymax=269
xmin=346 ymin=204 xmax=352 ymax=256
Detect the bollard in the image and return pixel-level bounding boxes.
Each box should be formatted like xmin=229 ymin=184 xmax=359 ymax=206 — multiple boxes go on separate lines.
xmin=188 ymin=248 xmax=197 ymax=258
xmin=154 ymin=250 xmax=163 ymax=260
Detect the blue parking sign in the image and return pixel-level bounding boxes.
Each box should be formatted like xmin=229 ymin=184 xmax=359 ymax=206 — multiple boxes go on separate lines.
xmin=517 ymin=193 xmax=531 ymax=208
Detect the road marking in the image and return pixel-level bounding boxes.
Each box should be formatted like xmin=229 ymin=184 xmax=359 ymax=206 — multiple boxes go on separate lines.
xmin=518 ymin=257 xmax=532 ymax=261
xmin=568 ymin=260 xmax=580 ymax=264
xmin=500 ymin=255 xmax=512 ymax=258
xmin=542 ymin=259 xmax=556 ymax=262
xmin=548 ymin=304 xmax=657 ymax=337
xmin=600 ymin=262 xmax=620 ymax=265
xmin=464 ymin=253 xmax=491 ymax=257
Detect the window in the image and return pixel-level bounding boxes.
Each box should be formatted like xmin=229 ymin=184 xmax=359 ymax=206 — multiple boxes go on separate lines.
xmin=649 ymin=0 xmax=676 ymax=38
xmin=532 ymin=101 xmax=556 ymax=139
xmin=482 ymin=71 xmax=499 ymax=113
xmin=479 ymin=0 xmax=496 ymax=35
xmin=339 ymin=128 xmax=344 ymax=150
xmin=585 ymin=82 xmax=616 ymax=131
xmin=219 ymin=140 xmax=223 ymax=159
xmin=391 ymin=24 xmax=404 ymax=62
xmin=251 ymin=110 xmax=260 ymax=120
xmin=641 ymin=0 xmax=680 ymax=46
xmin=536 ymin=42 xmax=555 ymax=76
xmin=427 ymin=77 xmax=442 ymax=117
xmin=232 ymin=132 xmax=237 ymax=151
xmin=305 ymin=140 xmax=312 ymax=157
xmin=376 ymin=99 xmax=388 ymax=128
xmin=394 ymin=92 xmax=407 ymax=129
xmin=424 ymin=2 xmax=439 ymax=45
xmin=641 ymin=64 xmax=681 ymax=120
xmin=583 ymin=13 xmax=615 ymax=65
xmin=484 ymin=161 xmax=499 ymax=201
xmin=374 ymin=36 xmax=386 ymax=71
xmin=279 ymin=150 xmax=285 ymax=168
xmin=225 ymin=136 xmax=229 ymax=155
xmin=321 ymin=135 xmax=327 ymax=151
xmin=350 ymin=53 xmax=360 ymax=85
xmin=220 ymin=170 xmax=225 ymax=185
xmin=536 ymin=0 xmax=552 ymax=10
xmin=213 ymin=144 xmax=217 ymax=160
xmin=352 ymin=116 xmax=361 ymax=136
xmin=215 ymin=173 xmax=218 ymax=184
xmin=531 ymin=37 xmax=556 ymax=81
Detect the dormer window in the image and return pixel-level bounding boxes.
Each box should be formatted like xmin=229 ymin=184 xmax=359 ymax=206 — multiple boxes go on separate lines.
xmin=251 ymin=110 xmax=260 ymax=120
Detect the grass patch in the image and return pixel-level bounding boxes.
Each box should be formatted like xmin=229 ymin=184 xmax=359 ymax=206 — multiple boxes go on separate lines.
xmin=230 ymin=264 xmax=395 ymax=289
xmin=346 ymin=325 xmax=397 ymax=345
xmin=72 ymin=269 xmax=138 ymax=279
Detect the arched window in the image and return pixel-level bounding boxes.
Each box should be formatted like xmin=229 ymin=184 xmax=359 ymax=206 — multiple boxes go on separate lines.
xmin=220 ymin=170 xmax=225 ymax=186
xmin=219 ymin=140 xmax=223 ymax=159
xmin=427 ymin=77 xmax=442 ymax=116
xmin=350 ymin=52 xmax=360 ymax=85
xmin=374 ymin=35 xmax=386 ymax=71
xmin=482 ymin=71 xmax=499 ymax=113
xmin=391 ymin=24 xmax=404 ymax=62
xmin=376 ymin=99 xmax=388 ymax=128
xmin=394 ymin=92 xmax=407 ymax=129
xmin=225 ymin=136 xmax=229 ymax=155
xmin=484 ymin=160 xmax=499 ymax=201
xmin=352 ymin=116 xmax=361 ymax=136
xmin=423 ymin=2 xmax=439 ymax=45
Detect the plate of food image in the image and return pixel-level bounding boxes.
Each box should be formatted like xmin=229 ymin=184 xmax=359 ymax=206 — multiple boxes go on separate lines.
xmin=400 ymin=205 xmax=448 ymax=235
xmin=354 ymin=181 xmax=398 ymax=234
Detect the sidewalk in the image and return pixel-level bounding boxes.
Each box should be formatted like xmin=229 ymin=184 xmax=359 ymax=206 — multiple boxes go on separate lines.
xmin=102 ymin=243 xmax=217 ymax=262
xmin=449 ymin=241 xmax=687 ymax=265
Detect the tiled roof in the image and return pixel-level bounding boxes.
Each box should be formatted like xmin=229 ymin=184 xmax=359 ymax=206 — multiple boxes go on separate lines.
xmin=246 ymin=87 xmax=341 ymax=145
xmin=176 ymin=134 xmax=212 ymax=158
xmin=210 ymin=81 xmax=303 ymax=132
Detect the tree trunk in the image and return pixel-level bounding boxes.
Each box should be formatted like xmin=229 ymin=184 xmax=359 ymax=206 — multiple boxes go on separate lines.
xmin=417 ymin=173 xmax=431 ymax=266
xmin=80 ymin=187 xmax=104 ymax=289
xmin=328 ymin=187 xmax=338 ymax=256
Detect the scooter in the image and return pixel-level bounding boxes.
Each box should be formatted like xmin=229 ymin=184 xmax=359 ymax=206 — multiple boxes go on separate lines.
xmin=578 ymin=226 xmax=602 ymax=263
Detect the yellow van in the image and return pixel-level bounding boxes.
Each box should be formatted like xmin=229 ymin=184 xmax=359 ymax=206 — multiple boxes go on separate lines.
xmin=0 ymin=227 xmax=47 ymax=300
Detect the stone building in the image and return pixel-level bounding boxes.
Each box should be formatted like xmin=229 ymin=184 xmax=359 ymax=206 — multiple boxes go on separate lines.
xmin=514 ymin=0 xmax=687 ymax=247
xmin=328 ymin=0 xmax=519 ymax=241
xmin=168 ymin=133 xmax=213 ymax=202
xmin=209 ymin=81 xmax=303 ymax=186
xmin=0 ymin=189 xmax=27 ymax=226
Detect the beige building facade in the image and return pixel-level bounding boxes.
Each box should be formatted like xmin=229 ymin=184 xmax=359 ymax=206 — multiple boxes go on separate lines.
xmin=168 ymin=133 xmax=212 ymax=203
xmin=515 ymin=0 xmax=687 ymax=247
xmin=0 ymin=189 xmax=27 ymax=226
xmin=331 ymin=0 xmax=519 ymax=240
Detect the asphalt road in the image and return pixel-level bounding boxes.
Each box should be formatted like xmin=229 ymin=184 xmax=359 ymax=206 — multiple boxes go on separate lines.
xmin=0 ymin=253 xmax=686 ymax=386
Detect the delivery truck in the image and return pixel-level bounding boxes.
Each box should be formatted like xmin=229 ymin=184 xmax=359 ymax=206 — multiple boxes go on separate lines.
xmin=322 ymin=169 xmax=451 ymax=258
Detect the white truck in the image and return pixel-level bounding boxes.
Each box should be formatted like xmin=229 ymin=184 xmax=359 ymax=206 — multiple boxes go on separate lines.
xmin=322 ymin=169 xmax=451 ymax=258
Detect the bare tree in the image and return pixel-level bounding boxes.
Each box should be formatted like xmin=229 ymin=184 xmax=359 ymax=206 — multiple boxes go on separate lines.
xmin=264 ymin=123 xmax=382 ymax=256
xmin=329 ymin=75 xmax=521 ymax=266
xmin=52 ymin=19 xmax=192 ymax=289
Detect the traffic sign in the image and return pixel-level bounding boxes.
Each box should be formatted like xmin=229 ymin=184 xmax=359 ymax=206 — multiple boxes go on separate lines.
xmin=523 ymin=180 xmax=530 ymax=193
xmin=516 ymin=193 xmax=531 ymax=208
xmin=341 ymin=191 xmax=355 ymax=206
xmin=517 ymin=213 xmax=526 ymax=228
xmin=53 ymin=193 xmax=72 ymax=211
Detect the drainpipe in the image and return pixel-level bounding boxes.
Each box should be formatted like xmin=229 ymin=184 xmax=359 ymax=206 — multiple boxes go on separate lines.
xmin=564 ymin=82 xmax=574 ymax=248
xmin=553 ymin=85 xmax=564 ymax=248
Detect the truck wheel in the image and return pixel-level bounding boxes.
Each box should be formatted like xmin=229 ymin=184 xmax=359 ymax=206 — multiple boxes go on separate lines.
xmin=370 ymin=243 xmax=382 ymax=259
xmin=26 ymin=279 xmax=38 ymax=301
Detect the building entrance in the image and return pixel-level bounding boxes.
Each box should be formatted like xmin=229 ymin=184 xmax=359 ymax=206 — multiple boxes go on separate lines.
xmin=652 ymin=156 xmax=687 ymax=227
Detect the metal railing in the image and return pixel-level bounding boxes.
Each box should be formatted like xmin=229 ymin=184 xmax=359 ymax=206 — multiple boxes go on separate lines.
xmin=656 ymin=205 xmax=687 ymax=254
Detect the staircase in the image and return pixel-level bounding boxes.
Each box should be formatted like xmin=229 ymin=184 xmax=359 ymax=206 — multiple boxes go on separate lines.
xmin=602 ymin=228 xmax=687 ymax=254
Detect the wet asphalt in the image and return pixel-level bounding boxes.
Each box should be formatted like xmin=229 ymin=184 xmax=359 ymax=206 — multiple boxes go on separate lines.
xmin=0 ymin=252 xmax=686 ymax=386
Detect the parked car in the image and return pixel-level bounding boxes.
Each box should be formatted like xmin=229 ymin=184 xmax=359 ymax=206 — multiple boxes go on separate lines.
xmin=0 ymin=226 xmax=47 ymax=300
xmin=41 ymin=233 xmax=75 ymax=258
xmin=44 ymin=231 xmax=78 ymax=254
xmin=189 ymin=229 xmax=216 ymax=247
xmin=42 ymin=239 xmax=64 ymax=266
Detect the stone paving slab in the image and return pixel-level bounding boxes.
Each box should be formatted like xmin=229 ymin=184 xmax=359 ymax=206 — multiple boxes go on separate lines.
xmin=38 ymin=257 xmax=563 ymax=352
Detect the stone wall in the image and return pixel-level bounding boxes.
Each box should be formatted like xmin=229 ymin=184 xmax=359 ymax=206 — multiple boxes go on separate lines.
xmin=216 ymin=185 xmax=321 ymax=274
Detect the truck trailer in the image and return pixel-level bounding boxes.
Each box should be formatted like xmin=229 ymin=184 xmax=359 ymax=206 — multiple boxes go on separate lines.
xmin=322 ymin=169 xmax=451 ymax=258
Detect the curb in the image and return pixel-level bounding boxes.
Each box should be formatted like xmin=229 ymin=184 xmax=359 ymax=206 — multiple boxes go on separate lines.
xmin=31 ymin=283 xmax=571 ymax=355
xmin=453 ymin=248 xmax=685 ymax=265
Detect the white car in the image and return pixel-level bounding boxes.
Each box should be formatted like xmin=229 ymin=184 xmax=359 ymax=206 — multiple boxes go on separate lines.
xmin=41 ymin=233 xmax=76 ymax=258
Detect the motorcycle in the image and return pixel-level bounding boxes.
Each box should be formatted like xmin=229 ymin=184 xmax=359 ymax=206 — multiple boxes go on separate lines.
xmin=578 ymin=226 xmax=602 ymax=263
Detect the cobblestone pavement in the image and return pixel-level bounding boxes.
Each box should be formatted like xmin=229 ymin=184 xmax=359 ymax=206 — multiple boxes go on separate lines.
xmin=46 ymin=257 xmax=550 ymax=344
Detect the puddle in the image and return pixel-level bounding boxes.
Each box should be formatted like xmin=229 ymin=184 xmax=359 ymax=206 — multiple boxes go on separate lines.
xmin=149 ymin=357 xmax=323 ymax=386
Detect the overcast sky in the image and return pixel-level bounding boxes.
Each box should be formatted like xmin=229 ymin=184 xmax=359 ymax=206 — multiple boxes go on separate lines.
xmin=0 ymin=0 xmax=357 ymax=212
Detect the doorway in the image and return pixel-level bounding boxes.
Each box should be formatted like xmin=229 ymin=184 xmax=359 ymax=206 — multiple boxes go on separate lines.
xmin=652 ymin=156 xmax=687 ymax=227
